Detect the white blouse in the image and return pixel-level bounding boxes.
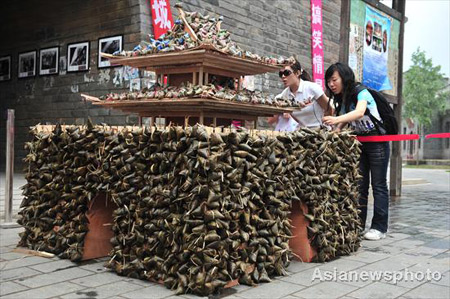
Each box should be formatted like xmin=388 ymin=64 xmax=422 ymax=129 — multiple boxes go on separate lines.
xmin=275 ymin=80 xmax=325 ymax=131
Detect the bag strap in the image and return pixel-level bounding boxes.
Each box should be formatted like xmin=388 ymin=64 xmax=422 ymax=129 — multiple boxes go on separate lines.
xmin=367 ymin=113 xmax=385 ymax=135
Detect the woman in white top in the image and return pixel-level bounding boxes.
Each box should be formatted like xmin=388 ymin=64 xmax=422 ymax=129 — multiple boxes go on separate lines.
xmin=268 ymin=59 xmax=331 ymax=131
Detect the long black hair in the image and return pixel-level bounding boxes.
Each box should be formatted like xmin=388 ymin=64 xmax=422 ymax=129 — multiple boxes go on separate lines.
xmin=290 ymin=59 xmax=312 ymax=82
xmin=324 ymin=62 xmax=357 ymax=116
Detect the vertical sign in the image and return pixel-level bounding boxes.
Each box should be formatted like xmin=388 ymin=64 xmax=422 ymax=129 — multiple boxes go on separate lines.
xmin=310 ymin=0 xmax=324 ymax=90
xmin=150 ymin=0 xmax=174 ymax=39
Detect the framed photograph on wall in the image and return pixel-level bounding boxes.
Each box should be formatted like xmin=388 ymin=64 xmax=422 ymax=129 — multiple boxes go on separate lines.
xmin=18 ymin=50 xmax=37 ymax=78
xmin=0 ymin=56 xmax=11 ymax=81
xmin=39 ymin=47 xmax=59 ymax=75
xmin=98 ymin=35 xmax=123 ymax=68
xmin=67 ymin=41 xmax=89 ymax=72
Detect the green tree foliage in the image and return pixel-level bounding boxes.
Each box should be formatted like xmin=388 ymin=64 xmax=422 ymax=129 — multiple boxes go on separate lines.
xmin=403 ymin=48 xmax=449 ymax=128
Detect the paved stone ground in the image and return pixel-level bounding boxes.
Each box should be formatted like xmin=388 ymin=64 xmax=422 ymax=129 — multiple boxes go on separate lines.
xmin=0 ymin=173 xmax=25 ymax=221
xmin=1 ymin=168 xmax=449 ymax=298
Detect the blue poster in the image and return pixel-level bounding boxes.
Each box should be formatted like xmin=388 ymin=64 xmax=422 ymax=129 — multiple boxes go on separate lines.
xmin=362 ymin=6 xmax=392 ymax=91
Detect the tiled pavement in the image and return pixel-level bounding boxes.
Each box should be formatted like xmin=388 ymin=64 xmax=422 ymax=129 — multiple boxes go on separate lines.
xmin=1 ymin=168 xmax=449 ymax=298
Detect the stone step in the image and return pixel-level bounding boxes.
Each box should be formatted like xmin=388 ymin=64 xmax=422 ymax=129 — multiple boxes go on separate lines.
xmin=401 ymin=178 xmax=429 ymax=185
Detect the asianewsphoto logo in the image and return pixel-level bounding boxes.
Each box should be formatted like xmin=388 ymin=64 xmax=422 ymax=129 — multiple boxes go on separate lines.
xmin=312 ymin=267 xmax=442 ymax=284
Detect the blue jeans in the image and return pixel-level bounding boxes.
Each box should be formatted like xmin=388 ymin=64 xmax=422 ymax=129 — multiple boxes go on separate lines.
xmin=359 ymin=142 xmax=390 ymax=233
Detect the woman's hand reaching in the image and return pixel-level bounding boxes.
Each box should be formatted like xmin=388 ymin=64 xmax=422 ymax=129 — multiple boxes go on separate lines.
xmin=322 ymin=116 xmax=339 ymax=126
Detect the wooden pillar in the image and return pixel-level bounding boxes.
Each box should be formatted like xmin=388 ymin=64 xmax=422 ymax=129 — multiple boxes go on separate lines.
xmin=390 ymin=0 xmax=406 ymax=197
xmin=193 ymin=72 xmax=197 ymax=85
xmin=199 ymin=67 xmax=204 ymax=86
xmin=199 ymin=111 xmax=204 ymax=125
xmin=205 ymin=72 xmax=209 ymax=85
xmin=236 ymin=77 xmax=240 ymax=91
xmin=338 ymin=0 xmax=351 ymax=64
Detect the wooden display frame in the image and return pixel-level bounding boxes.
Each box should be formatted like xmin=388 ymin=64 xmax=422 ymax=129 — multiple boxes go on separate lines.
xmin=103 ymin=47 xmax=280 ymax=77
xmin=82 ymin=94 xmax=295 ymax=128
xmin=97 ymin=46 xmax=289 ymax=127
xmin=103 ymin=46 xmax=282 ymax=88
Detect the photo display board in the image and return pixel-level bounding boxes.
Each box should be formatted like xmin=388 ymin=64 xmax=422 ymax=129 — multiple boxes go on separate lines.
xmin=349 ymin=1 xmax=400 ymax=96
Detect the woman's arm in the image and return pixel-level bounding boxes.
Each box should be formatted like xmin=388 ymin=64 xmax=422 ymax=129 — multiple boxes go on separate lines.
xmin=267 ymin=115 xmax=279 ymax=125
xmin=322 ymin=100 xmax=367 ymax=125
xmin=316 ymin=94 xmax=333 ymax=116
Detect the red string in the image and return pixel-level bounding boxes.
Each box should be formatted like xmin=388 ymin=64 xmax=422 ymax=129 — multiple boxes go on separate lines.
xmin=356 ymin=134 xmax=420 ymax=142
xmin=425 ymin=133 xmax=450 ymax=139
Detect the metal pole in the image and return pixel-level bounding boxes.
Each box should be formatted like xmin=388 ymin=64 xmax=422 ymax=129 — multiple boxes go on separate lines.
xmin=1 ymin=109 xmax=20 ymax=228
xmin=5 ymin=109 xmax=14 ymax=222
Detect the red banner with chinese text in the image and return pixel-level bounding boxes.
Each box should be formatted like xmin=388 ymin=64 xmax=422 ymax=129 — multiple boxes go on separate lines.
xmin=310 ymin=0 xmax=324 ymax=90
xmin=150 ymin=0 xmax=174 ymax=39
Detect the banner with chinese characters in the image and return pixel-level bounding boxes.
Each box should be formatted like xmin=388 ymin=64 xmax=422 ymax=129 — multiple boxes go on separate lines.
xmin=150 ymin=0 xmax=174 ymax=39
xmin=362 ymin=6 xmax=392 ymax=91
xmin=310 ymin=0 xmax=324 ymax=90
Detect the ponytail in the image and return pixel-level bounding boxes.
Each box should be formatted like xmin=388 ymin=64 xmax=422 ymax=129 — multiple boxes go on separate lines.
xmin=300 ymin=70 xmax=312 ymax=82
xmin=289 ymin=57 xmax=312 ymax=82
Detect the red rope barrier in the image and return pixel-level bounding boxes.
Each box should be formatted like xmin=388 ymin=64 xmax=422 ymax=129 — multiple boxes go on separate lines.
xmin=425 ymin=133 xmax=450 ymax=139
xmin=356 ymin=134 xmax=420 ymax=142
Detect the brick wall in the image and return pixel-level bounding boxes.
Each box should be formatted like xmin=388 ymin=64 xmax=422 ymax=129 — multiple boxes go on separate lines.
xmin=0 ymin=0 xmax=147 ymax=170
xmin=0 ymin=0 xmax=342 ymax=170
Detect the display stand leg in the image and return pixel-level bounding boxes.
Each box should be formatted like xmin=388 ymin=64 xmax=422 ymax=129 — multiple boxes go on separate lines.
xmin=213 ymin=117 xmax=217 ymax=127
xmin=199 ymin=112 xmax=204 ymax=125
